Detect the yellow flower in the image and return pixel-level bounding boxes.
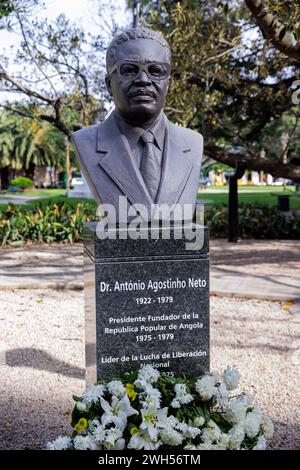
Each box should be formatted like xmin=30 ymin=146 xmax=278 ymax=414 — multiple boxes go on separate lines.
xmin=126 ymin=383 xmax=137 ymax=401
xmin=130 ymin=426 xmax=139 ymax=436
xmin=74 ymin=417 xmax=88 ymax=432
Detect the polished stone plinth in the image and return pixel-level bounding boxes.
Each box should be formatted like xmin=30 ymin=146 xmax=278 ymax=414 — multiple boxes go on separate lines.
xmin=83 ymin=222 xmax=209 ymax=383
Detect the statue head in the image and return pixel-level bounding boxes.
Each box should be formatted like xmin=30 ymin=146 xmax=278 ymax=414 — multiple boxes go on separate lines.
xmin=105 ymin=26 xmax=171 ymax=125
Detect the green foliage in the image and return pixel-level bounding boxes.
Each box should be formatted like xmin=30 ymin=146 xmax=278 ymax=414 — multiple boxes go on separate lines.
xmin=0 ymin=0 xmax=13 ymax=18
xmin=139 ymin=0 xmax=300 ymax=166
xmin=10 ymin=176 xmax=33 ymax=189
xmin=264 ymin=0 xmax=300 ymax=41
xmin=0 ymin=201 xmax=97 ymax=246
xmin=0 ymin=110 xmax=66 ymax=169
xmin=206 ymin=203 xmax=300 ymax=239
xmin=0 ymin=199 xmax=299 ymax=245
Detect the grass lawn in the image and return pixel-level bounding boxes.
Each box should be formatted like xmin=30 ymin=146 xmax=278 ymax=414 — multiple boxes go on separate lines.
xmin=198 ymin=189 xmax=300 ymax=209
xmin=1 ymin=185 xmax=299 ymax=210
xmin=28 ymin=195 xmax=97 ymax=210
xmin=0 ymin=188 xmax=66 ymax=198
xmin=202 ymin=185 xmax=296 ymax=192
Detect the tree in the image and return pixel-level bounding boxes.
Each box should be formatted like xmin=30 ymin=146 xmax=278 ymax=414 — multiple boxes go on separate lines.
xmin=0 ymin=1 xmax=115 ymax=186
xmin=0 ymin=1 xmax=118 ymax=136
xmin=0 ymin=109 xmax=66 ymax=188
xmin=244 ymin=0 xmax=300 ymax=61
xmin=131 ymin=0 xmax=300 ymax=182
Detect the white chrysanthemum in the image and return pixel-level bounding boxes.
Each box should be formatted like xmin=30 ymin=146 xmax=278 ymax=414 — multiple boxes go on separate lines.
xmin=171 ymin=398 xmax=181 ymax=408
xmin=134 ymin=379 xmax=148 ymax=391
xmin=114 ymin=438 xmax=126 ymax=450
xmin=160 ymin=427 xmax=183 ymax=446
xmin=211 ymin=372 xmax=222 ymax=383
xmin=223 ymin=366 xmax=240 ymax=391
xmin=128 ymin=430 xmax=162 ymax=450
xmin=81 ymin=384 xmax=105 ymax=405
xmin=214 ymin=382 xmax=229 ymax=407
xmin=92 ymin=424 xmax=106 ymax=443
xmin=176 ymin=422 xmax=201 ymax=439
xmin=73 ymin=435 xmax=98 ymax=450
xmin=104 ymin=428 xmax=123 ymax=449
xmin=140 ymin=386 xmax=161 ymax=409
xmin=195 ymin=375 xmax=216 ymax=400
xmin=137 ymin=365 xmax=160 ymax=384
xmin=107 ymin=380 xmax=126 ymax=398
xmin=245 ymin=411 xmax=261 ymax=438
xmin=253 ymin=435 xmax=267 ymax=450
xmin=47 ymin=436 xmax=72 ymax=450
xmin=219 ymin=433 xmax=230 ymax=447
xmin=226 ymin=394 xmax=253 ymax=424
xmin=227 ymin=424 xmax=245 ymax=450
xmin=167 ymin=415 xmax=180 ymax=428
xmin=194 ymin=416 xmax=205 ymax=428
xmin=207 ymin=419 xmax=221 ymax=434
xmin=212 ymin=444 xmax=227 ymax=450
xmin=171 ymin=383 xmax=193 ymax=408
xmin=91 ymin=418 xmax=100 ymax=427
xmin=260 ymin=414 xmax=274 ymax=439
xmin=201 ymin=421 xmax=221 ymax=444
xmin=197 ymin=442 xmax=214 ymax=450
xmin=184 ymin=443 xmax=197 ymax=450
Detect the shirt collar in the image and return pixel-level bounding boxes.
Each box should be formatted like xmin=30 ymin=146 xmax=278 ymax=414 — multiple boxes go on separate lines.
xmin=114 ymin=110 xmax=165 ymax=150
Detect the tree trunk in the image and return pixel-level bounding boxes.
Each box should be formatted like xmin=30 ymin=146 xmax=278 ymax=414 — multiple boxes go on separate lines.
xmin=65 ymin=138 xmax=71 ymax=191
xmin=244 ymin=0 xmax=300 ymax=61
xmin=25 ymin=162 xmax=35 ymax=181
xmin=0 ymin=166 xmax=11 ymax=190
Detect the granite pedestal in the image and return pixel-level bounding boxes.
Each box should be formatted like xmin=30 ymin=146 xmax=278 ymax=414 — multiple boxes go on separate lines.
xmin=83 ymin=222 xmax=209 ymax=383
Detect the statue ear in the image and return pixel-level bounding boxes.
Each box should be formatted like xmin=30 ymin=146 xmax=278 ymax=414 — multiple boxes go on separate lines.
xmin=105 ymin=74 xmax=113 ymax=97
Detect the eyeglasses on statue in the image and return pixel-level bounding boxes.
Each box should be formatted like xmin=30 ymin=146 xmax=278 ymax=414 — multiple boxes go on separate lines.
xmin=109 ymin=60 xmax=171 ymax=81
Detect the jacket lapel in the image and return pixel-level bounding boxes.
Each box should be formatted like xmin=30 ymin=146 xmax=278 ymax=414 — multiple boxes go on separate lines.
xmin=96 ymin=113 xmax=152 ymax=207
xmin=156 ymin=117 xmax=193 ymax=205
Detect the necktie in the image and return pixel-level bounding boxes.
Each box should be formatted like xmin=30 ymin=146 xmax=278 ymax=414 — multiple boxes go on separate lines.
xmin=140 ymin=130 xmax=161 ymax=202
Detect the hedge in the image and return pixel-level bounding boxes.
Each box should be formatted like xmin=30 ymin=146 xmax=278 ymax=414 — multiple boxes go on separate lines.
xmin=0 ymin=201 xmax=299 ymax=246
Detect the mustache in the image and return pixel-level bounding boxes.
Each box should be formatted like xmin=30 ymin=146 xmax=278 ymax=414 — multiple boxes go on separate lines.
xmin=128 ymin=89 xmax=157 ymax=98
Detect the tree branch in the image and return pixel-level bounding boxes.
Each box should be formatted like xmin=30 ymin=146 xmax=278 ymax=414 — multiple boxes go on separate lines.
xmin=244 ymin=0 xmax=300 ymax=61
xmin=0 ymin=66 xmax=55 ymax=104
xmin=16 ymin=10 xmax=58 ymax=96
xmin=205 ymin=143 xmax=300 ymax=182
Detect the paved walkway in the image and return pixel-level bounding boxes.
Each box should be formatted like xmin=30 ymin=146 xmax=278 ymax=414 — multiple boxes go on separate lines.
xmin=0 ymin=195 xmax=47 ymax=205
xmin=0 ymin=240 xmax=299 ymax=301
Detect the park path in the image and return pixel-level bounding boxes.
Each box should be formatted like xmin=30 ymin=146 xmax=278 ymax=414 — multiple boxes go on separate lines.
xmin=0 ymin=290 xmax=299 ymax=450
xmin=0 ymin=240 xmax=299 ymax=450
xmin=0 ymin=240 xmax=299 ymax=301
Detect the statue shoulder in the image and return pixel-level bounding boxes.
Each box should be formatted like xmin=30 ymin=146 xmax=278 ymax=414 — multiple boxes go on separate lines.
xmin=71 ymin=123 xmax=100 ymax=147
xmin=168 ymin=120 xmax=204 ymax=148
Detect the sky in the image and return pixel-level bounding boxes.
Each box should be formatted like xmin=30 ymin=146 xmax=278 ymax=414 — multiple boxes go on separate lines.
xmin=0 ymin=0 xmax=130 ymax=48
xmin=0 ymin=0 xmax=131 ymax=102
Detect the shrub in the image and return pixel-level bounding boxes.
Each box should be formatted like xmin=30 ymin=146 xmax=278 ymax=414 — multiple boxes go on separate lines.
xmin=10 ymin=176 xmax=34 ymax=190
xmin=205 ymin=203 xmax=300 ymax=239
xmin=0 ymin=200 xmax=299 ymax=246
xmin=0 ymin=201 xmax=97 ymax=246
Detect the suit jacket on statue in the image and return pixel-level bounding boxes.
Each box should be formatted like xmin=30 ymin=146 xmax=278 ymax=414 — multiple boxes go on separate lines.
xmin=71 ymin=111 xmax=203 ymax=221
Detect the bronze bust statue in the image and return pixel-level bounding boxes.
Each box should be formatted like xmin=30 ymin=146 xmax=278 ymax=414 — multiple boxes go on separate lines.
xmin=71 ymin=26 xmax=204 ymax=222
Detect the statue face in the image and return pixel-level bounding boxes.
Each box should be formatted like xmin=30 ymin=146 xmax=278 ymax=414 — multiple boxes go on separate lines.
xmin=106 ymin=39 xmax=170 ymax=123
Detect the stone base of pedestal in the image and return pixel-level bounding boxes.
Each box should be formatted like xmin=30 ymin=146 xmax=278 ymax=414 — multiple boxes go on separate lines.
xmin=83 ymin=222 xmax=209 ymax=383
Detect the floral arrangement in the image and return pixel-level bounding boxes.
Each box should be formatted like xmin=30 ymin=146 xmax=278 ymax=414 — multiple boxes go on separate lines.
xmin=47 ymin=365 xmax=273 ymax=451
